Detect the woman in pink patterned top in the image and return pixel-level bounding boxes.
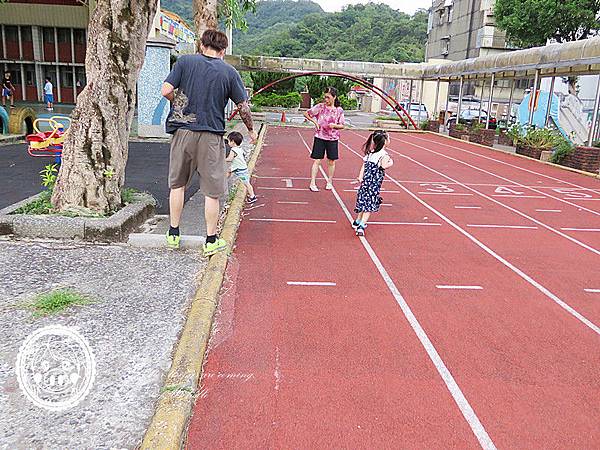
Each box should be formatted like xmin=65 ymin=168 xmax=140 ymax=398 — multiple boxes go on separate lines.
xmin=303 ymin=87 xmax=346 ymax=191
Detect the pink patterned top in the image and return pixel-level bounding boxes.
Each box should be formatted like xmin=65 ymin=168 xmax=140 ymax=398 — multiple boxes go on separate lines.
xmin=307 ymin=103 xmax=345 ymax=141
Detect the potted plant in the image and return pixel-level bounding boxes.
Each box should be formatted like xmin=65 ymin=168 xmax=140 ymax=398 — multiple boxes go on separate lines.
xmin=515 ymin=127 xmax=572 ymax=161
xmin=552 ymin=139 xmax=599 ymax=172
xmin=467 ymin=122 xmax=484 ymax=144
xmin=449 ymin=122 xmax=468 ymax=139
xmin=425 ymin=114 xmax=441 ymax=132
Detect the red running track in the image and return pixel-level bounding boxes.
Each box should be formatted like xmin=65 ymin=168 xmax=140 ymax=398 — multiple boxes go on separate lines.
xmin=187 ymin=127 xmax=600 ymax=449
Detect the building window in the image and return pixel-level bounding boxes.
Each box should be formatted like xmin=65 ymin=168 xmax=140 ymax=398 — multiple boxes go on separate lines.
xmin=58 ymin=28 xmax=70 ymax=44
xmin=60 ymin=66 xmax=74 ymax=88
xmin=4 ymin=26 xmax=18 ymax=42
xmin=76 ymin=67 xmax=86 ymax=87
xmin=441 ymin=36 xmax=451 ymax=56
xmin=43 ymin=27 xmax=55 ymax=44
xmin=43 ymin=67 xmax=57 ymax=86
xmin=515 ymin=78 xmax=534 ymax=89
xmin=24 ymin=65 xmax=35 ymax=86
xmin=20 ymin=26 xmax=32 ymax=42
xmin=438 ymin=9 xmax=445 ymax=26
xmin=74 ymin=29 xmax=85 ymax=45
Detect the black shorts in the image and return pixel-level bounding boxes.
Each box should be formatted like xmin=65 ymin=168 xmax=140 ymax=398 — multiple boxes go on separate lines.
xmin=311 ymin=137 xmax=339 ymax=160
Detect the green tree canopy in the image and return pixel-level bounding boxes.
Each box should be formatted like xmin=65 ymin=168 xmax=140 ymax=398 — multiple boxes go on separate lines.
xmin=494 ymin=0 xmax=600 ymax=47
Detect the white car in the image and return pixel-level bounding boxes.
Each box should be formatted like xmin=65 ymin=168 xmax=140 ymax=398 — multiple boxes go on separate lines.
xmin=397 ymin=102 xmax=429 ymax=122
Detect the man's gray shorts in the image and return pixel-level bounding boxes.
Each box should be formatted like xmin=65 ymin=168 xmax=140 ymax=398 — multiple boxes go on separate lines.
xmin=169 ymin=129 xmax=227 ymax=198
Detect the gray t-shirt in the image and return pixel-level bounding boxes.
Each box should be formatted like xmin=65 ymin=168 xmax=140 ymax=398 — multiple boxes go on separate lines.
xmin=165 ymin=54 xmax=247 ymax=135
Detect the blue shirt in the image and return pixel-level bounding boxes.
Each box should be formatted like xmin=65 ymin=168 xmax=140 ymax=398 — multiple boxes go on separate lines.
xmin=165 ymin=54 xmax=247 ymax=135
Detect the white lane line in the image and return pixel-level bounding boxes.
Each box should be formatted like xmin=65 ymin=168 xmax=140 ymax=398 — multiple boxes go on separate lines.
xmin=393 ymin=133 xmax=600 ymax=218
xmin=382 ymin=203 xmax=393 ymax=207
xmin=245 ymin=204 xmax=265 ymax=211
xmin=536 ymin=209 xmax=562 ymax=213
xmin=584 ymin=288 xmax=600 ymax=293
xmin=287 ymin=281 xmax=337 ymax=286
xmin=300 ymin=132 xmax=497 ymax=450
xmin=492 ymin=195 xmax=545 ymax=199
xmin=257 ymin=186 xmax=309 ymax=191
xmin=566 ymin=198 xmax=600 ymax=201
xmin=282 ymin=178 xmax=294 ymax=188
xmin=467 ymin=224 xmax=538 ymax=230
xmin=417 ymin=192 xmax=474 ymax=196
xmin=561 ymin=228 xmax=600 ymax=232
xmin=386 ymin=144 xmax=600 ymax=257
xmin=369 ymin=221 xmax=442 ymax=226
xmin=455 ymin=206 xmax=482 ymax=209
xmin=259 ymin=175 xmax=594 ymax=190
xmin=339 ymin=138 xmax=600 ymax=339
xmin=277 ymin=201 xmax=309 ymax=205
xmin=406 ymin=133 xmax=600 ymax=195
xmin=249 ymin=218 xmax=336 ymax=223
xmin=436 ymin=285 xmax=483 ymax=290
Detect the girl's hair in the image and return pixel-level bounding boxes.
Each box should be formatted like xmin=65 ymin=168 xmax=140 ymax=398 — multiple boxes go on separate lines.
xmin=324 ymin=86 xmax=341 ymax=108
xmin=363 ymin=130 xmax=388 ymax=155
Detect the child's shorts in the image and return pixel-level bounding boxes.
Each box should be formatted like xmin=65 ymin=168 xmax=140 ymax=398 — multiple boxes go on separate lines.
xmin=45 ymin=94 xmax=54 ymax=103
xmin=2 ymin=88 xmax=11 ymax=98
xmin=232 ymin=168 xmax=250 ymax=183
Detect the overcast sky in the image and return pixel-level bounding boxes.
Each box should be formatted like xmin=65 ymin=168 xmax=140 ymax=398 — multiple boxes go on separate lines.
xmin=313 ymin=0 xmax=432 ymax=15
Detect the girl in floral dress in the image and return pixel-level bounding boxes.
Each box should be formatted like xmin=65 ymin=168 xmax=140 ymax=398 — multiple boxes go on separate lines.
xmin=353 ymin=130 xmax=394 ymax=236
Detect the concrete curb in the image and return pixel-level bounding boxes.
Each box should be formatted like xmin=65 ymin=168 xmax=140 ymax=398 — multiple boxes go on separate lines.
xmin=140 ymin=124 xmax=267 ymax=450
xmin=0 ymin=134 xmax=25 ymax=145
xmin=426 ymin=131 xmax=600 ymax=180
xmin=0 ymin=192 xmax=156 ymax=241
xmin=128 ymin=233 xmax=206 ymax=249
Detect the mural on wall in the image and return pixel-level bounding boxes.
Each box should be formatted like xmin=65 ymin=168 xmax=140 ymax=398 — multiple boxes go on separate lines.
xmin=158 ymin=12 xmax=196 ymax=44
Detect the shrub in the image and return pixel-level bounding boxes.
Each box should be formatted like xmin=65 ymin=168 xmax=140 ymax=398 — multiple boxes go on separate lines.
xmin=339 ymin=96 xmax=358 ymax=110
xmin=419 ymin=120 xmax=429 ymax=130
xmin=252 ymin=92 xmax=301 ymax=108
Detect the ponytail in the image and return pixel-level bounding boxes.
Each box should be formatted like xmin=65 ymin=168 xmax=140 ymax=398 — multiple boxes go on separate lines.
xmin=363 ymin=130 xmax=387 ymax=155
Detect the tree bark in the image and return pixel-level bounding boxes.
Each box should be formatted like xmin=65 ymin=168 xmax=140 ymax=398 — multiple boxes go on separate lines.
xmin=193 ymin=0 xmax=218 ymax=41
xmin=52 ymin=0 xmax=158 ymax=213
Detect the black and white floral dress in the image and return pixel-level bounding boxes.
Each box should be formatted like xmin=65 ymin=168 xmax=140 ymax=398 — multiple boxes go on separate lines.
xmin=354 ymin=149 xmax=388 ymax=213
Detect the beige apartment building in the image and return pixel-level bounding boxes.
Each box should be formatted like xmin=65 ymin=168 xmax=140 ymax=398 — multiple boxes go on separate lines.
xmin=425 ymin=0 xmax=533 ymax=120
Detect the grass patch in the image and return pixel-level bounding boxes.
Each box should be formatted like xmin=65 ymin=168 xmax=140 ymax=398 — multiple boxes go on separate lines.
xmin=121 ymin=187 xmax=140 ymax=205
xmin=228 ymin=185 xmax=239 ymax=203
xmin=28 ymin=288 xmax=90 ymax=317
xmin=375 ymin=115 xmax=402 ymax=122
xmin=13 ymin=190 xmax=54 ymax=215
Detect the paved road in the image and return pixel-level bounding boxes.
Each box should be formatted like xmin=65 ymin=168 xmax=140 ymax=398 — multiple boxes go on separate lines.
xmin=0 ymin=141 xmax=196 ymax=214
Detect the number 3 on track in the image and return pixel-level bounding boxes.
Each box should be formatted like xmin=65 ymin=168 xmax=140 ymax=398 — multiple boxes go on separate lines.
xmin=552 ymin=188 xmax=592 ymax=198
xmin=420 ymin=183 xmax=454 ymax=193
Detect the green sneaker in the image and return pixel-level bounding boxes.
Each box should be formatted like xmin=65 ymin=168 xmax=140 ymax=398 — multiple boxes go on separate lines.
xmin=203 ymin=238 xmax=227 ymax=257
xmin=166 ymin=232 xmax=181 ymax=249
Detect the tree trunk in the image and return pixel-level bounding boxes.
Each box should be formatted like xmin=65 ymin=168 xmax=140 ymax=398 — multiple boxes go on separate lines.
xmin=52 ymin=0 xmax=158 ymax=214
xmin=193 ymin=0 xmax=218 ymax=41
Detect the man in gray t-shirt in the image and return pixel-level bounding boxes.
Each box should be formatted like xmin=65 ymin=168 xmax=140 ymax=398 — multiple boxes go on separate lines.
xmin=161 ymin=29 xmax=256 ymax=256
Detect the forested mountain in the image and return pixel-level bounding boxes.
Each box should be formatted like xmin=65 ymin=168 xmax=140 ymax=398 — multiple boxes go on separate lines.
xmin=160 ymin=0 xmax=428 ymax=63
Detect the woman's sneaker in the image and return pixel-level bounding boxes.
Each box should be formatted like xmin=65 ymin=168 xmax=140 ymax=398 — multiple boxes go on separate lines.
xmin=247 ymin=196 xmax=258 ymax=204
xmin=352 ymin=220 xmax=360 ymax=230
xmin=355 ymin=223 xmax=367 ymax=236
xmin=203 ymin=238 xmax=227 ymax=257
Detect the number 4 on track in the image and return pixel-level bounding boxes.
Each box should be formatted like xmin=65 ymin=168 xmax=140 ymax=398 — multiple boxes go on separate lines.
xmin=495 ymin=186 xmax=524 ymax=195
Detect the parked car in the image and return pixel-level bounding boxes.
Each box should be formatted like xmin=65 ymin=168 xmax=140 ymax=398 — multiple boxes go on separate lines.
xmin=446 ymin=109 xmax=497 ymax=129
xmin=396 ymin=102 xmax=429 ymax=122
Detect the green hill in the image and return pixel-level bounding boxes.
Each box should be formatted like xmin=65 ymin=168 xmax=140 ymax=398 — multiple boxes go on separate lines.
xmin=160 ymin=0 xmax=428 ymax=63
